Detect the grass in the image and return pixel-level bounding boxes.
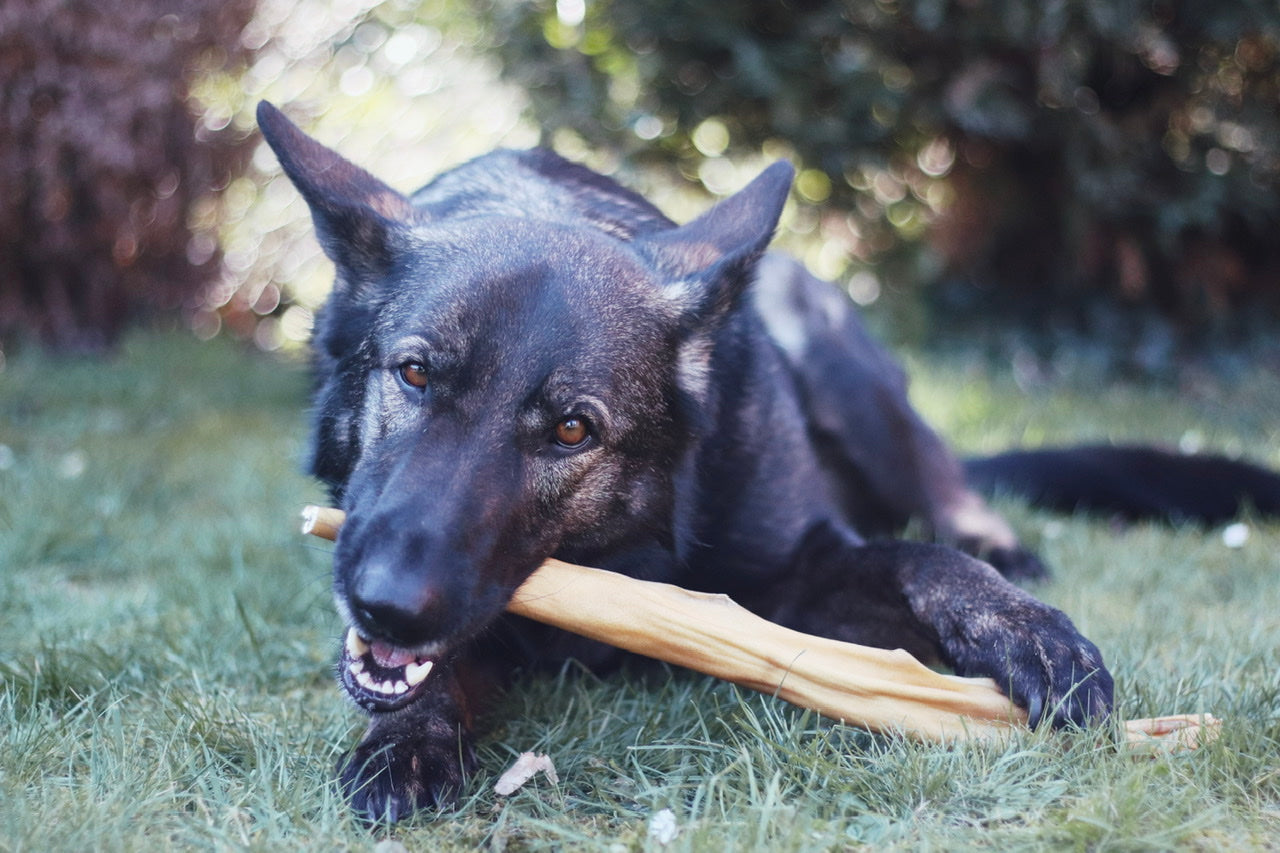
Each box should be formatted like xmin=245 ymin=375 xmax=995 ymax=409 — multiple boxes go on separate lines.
xmin=1 ymin=332 xmax=1278 ymax=850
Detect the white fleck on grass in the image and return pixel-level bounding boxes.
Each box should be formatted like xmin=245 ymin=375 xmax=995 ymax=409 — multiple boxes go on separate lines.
xmin=647 ymin=808 xmax=678 ymax=844
xmin=57 ymin=449 xmax=86 ymax=480
xmin=1222 ymin=522 xmax=1250 ymax=549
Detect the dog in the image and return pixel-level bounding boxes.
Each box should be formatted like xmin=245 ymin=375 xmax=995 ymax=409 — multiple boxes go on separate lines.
xmin=263 ymin=100 xmax=1267 ymax=823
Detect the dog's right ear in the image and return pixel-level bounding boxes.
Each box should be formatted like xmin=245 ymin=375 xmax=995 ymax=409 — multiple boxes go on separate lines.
xmin=257 ymin=101 xmax=417 ymax=279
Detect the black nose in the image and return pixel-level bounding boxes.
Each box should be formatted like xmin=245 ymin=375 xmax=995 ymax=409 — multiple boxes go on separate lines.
xmin=347 ymin=551 xmax=455 ymax=647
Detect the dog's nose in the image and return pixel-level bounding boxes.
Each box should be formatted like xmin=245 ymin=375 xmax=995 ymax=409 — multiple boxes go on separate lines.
xmin=350 ymin=593 xmax=437 ymax=648
xmin=348 ymin=553 xmax=454 ymax=648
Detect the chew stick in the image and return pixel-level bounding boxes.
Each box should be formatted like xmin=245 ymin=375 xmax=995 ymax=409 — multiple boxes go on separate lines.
xmin=301 ymin=506 xmax=1217 ymax=749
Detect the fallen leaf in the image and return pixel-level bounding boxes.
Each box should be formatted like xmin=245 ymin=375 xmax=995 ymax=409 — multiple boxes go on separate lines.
xmin=494 ymin=751 xmax=558 ymax=796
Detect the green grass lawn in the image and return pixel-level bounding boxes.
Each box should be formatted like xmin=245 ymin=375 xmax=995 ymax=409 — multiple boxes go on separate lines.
xmin=1 ymin=332 xmax=1278 ymax=850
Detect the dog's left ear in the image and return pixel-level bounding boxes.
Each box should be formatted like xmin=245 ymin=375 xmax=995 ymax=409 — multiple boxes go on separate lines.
xmin=639 ymin=161 xmax=793 ymax=321
xmin=257 ymin=101 xmax=418 ymax=280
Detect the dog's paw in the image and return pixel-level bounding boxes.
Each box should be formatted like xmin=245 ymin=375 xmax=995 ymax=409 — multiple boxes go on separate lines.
xmin=944 ymin=598 xmax=1113 ymax=730
xmin=951 ymin=531 xmax=1050 ymax=582
xmin=338 ymin=728 xmax=475 ymax=824
xmin=981 ymin=545 xmax=1050 ymax=582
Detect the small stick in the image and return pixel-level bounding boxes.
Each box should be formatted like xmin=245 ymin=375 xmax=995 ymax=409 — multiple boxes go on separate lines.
xmin=302 ymin=506 xmax=1218 ymax=749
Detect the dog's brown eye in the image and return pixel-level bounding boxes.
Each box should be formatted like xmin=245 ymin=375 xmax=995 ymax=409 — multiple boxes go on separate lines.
xmin=554 ymin=417 xmax=589 ymax=448
xmin=398 ymin=362 xmax=428 ymax=390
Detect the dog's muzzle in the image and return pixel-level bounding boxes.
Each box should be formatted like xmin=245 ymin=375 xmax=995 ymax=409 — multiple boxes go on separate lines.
xmin=338 ymin=627 xmax=437 ymax=712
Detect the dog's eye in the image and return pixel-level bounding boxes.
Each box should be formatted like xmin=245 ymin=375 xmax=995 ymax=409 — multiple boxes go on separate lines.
xmin=398 ymin=362 xmax=429 ymax=390
xmin=554 ymin=416 xmax=590 ymax=449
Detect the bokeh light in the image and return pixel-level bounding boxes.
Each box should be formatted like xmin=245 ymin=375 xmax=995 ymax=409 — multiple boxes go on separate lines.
xmin=189 ymin=0 xmax=537 ymax=351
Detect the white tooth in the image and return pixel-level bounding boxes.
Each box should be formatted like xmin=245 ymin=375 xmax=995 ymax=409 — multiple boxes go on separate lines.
xmin=356 ymin=671 xmax=375 ymax=690
xmin=349 ymin=659 xmax=365 ymax=675
xmin=345 ymin=628 xmax=370 ymax=659
xmin=377 ymin=680 xmax=396 ymax=695
xmin=394 ymin=681 xmax=408 ymax=695
xmin=405 ymin=660 xmax=434 ymax=686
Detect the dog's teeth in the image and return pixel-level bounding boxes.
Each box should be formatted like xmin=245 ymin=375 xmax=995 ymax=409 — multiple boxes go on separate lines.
xmin=345 ymin=628 xmax=370 ymax=659
xmin=394 ymin=680 xmax=408 ymax=695
xmin=359 ymin=671 xmax=398 ymax=695
xmin=349 ymin=658 xmax=365 ymax=676
xmin=405 ymin=660 xmax=434 ymax=686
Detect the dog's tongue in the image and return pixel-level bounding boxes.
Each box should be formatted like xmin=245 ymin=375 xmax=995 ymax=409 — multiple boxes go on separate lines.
xmin=370 ymin=641 xmax=416 ymax=670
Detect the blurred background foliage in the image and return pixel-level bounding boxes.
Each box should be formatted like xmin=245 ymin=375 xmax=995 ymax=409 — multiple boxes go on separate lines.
xmin=0 ymin=0 xmax=257 ymax=352
xmin=485 ymin=0 xmax=1280 ymax=359
xmin=1 ymin=0 xmax=537 ymax=356
xmin=2 ymin=0 xmax=1278 ymax=368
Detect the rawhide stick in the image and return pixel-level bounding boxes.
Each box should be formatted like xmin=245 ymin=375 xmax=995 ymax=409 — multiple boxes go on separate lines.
xmin=301 ymin=505 xmax=1218 ymax=750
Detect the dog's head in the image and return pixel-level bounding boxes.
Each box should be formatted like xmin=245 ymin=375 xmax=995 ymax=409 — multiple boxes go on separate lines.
xmin=259 ymin=102 xmax=791 ymax=710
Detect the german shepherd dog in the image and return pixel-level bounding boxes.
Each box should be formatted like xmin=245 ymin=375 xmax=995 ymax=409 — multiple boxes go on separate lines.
xmin=257 ymin=101 xmax=1279 ymax=823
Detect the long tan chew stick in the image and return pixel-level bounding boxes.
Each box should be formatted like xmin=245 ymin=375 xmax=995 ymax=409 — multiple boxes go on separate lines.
xmin=301 ymin=505 xmax=1217 ymax=749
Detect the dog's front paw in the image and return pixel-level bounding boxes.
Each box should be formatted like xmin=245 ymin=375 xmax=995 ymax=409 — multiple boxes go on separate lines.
xmin=944 ymin=598 xmax=1113 ymax=730
xmin=338 ymin=726 xmax=476 ymax=824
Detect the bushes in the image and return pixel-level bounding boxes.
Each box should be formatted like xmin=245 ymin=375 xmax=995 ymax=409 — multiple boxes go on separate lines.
xmin=5 ymin=0 xmax=1274 ymax=351
xmin=0 ymin=0 xmax=255 ymax=352
xmin=482 ymin=0 xmax=1280 ymax=334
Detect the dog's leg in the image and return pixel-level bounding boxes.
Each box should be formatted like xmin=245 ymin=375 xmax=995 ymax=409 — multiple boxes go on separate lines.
xmin=764 ymin=527 xmax=1113 ymax=729
xmin=886 ymin=412 xmax=1050 ymax=581
xmin=337 ymin=662 xmax=479 ymax=824
xmin=754 ymin=253 xmax=1045 ymax=579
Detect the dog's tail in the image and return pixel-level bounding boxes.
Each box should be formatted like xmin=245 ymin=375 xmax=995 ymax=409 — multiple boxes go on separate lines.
xmin=964 ymin=445 xmax=1280 ymax=524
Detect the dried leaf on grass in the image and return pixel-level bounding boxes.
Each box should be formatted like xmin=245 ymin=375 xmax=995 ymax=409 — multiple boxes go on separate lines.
xmin=494 ymin=752 xmax=559 ymax=796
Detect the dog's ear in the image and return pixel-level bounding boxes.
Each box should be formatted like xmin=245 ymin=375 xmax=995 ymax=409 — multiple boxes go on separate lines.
xmin=639 ymin=161 xmax=793 ymax=321
xmin=257 ymin=101 xmax=417 ymax=279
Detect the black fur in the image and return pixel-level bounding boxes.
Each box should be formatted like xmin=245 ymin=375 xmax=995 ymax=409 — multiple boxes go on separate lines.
xmin=258 ymin=101 xmax=1119 ymax=823
xmin=967 ymin=446 xmax=1280 ymax=524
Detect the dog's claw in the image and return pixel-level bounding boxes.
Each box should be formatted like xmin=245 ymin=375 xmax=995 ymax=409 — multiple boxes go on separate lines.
xmin=946 ymin=599 xmax=1113 ymax=731
xmin=1024 ymin=690 xmax=1046 ymax=731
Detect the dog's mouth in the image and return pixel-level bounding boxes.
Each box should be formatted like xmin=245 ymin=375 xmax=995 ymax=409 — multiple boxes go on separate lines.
xmin=338 ymin=627 xmax=437 ymax=712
